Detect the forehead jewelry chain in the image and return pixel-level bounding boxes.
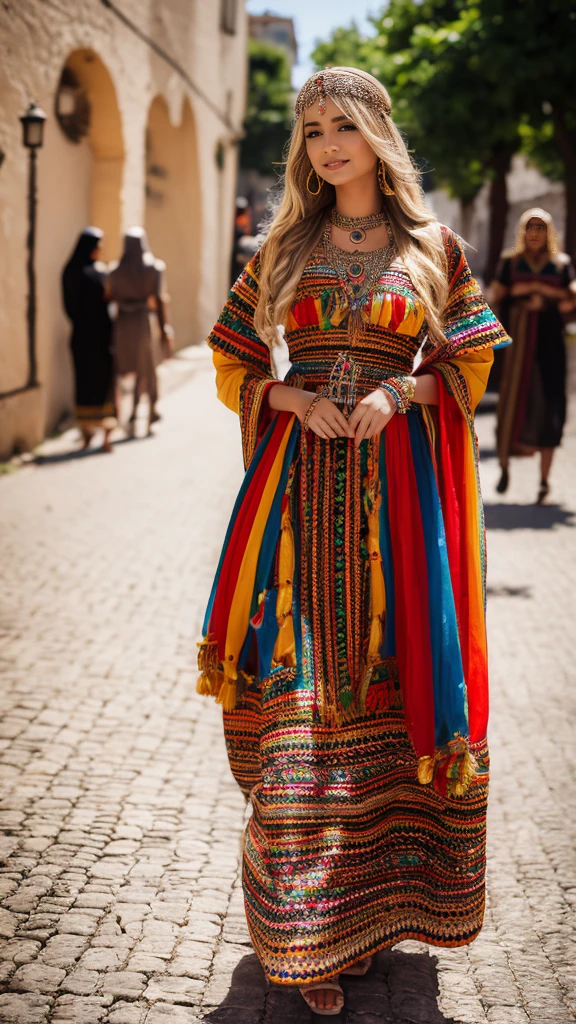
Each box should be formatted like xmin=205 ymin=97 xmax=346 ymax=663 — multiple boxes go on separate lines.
xmin=331 ymin=208 xmax=386 ymax=245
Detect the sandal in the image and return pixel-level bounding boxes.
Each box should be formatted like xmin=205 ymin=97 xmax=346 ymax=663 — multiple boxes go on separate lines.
xmin=496 ymin=467 xmax=509 ymax=494
xmin=536 ymin=480 xmax=549 ymax=505
xmin=299 ymin=978 xmax=344 ymax=1015
xmin=341 ymin=955 xmax=373 ymax=976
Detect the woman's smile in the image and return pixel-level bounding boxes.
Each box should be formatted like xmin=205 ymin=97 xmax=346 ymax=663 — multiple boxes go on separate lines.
xmin=324 ymin=158 xmax=349 ymax=169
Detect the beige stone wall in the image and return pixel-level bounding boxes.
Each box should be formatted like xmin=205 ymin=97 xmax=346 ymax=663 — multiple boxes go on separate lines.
xmin=0 ymin=0 xmax=247 ymax=458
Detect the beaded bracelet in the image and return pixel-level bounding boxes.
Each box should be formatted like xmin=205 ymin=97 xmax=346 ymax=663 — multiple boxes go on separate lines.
xmin=379 ymin=375 xmax=416 ymax=414
xmin=302 ymin=393 xmax=323 ymax=431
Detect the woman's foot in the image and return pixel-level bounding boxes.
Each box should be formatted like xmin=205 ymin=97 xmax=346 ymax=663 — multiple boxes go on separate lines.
xmin=341 ymin=955 xmax=373 ymax=976
xmin=536 ymin=480 xmax=549 ymax=505
xmin=496 ymin=466 xmax=509 ymax=494
xmin=299 ymin=979 xmax=344 ymax=1015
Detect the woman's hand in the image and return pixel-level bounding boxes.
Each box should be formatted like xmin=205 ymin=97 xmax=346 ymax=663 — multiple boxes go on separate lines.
xmin=268 ymin=386 xmax=353 ymax=439
xmin=161 ymin=324 xmax=175 ymax=358
xmin=510 ymin=282 xmax=534 ymax=297
xmin=348 ymin=389 xmax=396 ymax=447
xmin=300 ymin=394 xmax=354 ymax=439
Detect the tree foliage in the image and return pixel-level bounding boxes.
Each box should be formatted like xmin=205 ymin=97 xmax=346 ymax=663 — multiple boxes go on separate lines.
xmin=240 ymin=39 xmax=293 ymax=175
xmin=311 ymin=0 xmax=576 ymax=265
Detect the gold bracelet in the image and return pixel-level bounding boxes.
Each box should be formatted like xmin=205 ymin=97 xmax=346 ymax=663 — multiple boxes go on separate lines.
xmin=302 ymin=394 xmax=323 ymax=431
xmin=379 ymin=375 xmax=415 ymax=414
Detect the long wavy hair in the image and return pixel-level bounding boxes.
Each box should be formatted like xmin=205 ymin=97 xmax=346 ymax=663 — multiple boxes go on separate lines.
xmin=254 ymin=67 xmax=449 ymax=347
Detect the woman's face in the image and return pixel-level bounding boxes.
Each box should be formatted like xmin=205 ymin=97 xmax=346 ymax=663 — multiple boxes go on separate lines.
xmin=304 ymin=95 xmax=377 ymax=188
xmin=525 ymin=218 xmax=547 ymax=252
xmin=90 ymin=241 xmax=102 ymax=260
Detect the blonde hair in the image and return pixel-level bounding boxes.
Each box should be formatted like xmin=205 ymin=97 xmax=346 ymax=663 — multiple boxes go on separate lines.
xmin=254 ymin=67 xmax=449 ymax=347
xmin=511 ymin=207 xmax=562 ymax=257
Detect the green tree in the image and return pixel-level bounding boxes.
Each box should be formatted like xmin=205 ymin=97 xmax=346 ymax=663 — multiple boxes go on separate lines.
xmin=476 ymin=0 xmax=576 ymax=259
xmin=240 ymin=39 xmax=293 ymax=176
xmin=312 ymin=0 xmax=576 ymax=272
xmin=312 ymin=5 xmax=520 ymax=280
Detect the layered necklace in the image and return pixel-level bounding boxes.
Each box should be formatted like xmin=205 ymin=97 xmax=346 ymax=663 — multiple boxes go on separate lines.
xmin=331 ymin=207 xmax=386 ymax=245
xmin=324 ymin=210 xmax=396 ymax=313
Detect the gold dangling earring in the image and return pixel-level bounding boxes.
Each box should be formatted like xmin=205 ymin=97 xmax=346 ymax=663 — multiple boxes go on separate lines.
xmin=306 ymin=167 xmax=324 ymax=196
xmin=378 ymin=160 xmax=395 ymax=196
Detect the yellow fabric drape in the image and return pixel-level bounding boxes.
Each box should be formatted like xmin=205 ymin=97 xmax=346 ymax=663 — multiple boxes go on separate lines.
xmin=212 ymin=348 xmax=247 ymax=414
xmin=451 ymin=348 xmax=494 ymax=412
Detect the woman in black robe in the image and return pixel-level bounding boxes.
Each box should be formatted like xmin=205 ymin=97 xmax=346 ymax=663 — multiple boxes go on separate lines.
xmin=62 ymin=227 xmax=117 ymax=452
xmin=492 ymin=208 xmax=575 ymax=503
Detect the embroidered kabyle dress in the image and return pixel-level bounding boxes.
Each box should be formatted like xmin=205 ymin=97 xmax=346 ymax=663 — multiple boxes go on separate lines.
xmin=198 ymin=225 xmax=510 ymax=984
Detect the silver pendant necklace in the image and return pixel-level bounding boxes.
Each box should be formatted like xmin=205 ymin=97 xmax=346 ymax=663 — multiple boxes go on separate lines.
xmin=331 ymin=207 xmax=386 ymax=245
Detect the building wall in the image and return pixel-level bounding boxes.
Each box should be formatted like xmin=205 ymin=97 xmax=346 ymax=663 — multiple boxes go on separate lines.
xmin=0 ymin=0 xmax=247 ymax=458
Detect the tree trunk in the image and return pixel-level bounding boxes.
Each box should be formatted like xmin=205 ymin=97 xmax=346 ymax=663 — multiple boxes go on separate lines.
xmin=484 ymin=149 xmax=512 ymax=285
xmin=552 ymin=105 xmax=576 ymax=260
xmin=459 ymin=198 xmax=475 ymax=243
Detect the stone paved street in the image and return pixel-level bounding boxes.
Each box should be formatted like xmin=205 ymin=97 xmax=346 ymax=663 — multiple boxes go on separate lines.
xmin=0 ymin=347 xmax=575 ymax=1024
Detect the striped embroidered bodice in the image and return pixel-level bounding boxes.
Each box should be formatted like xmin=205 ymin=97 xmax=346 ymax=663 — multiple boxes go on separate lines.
xmin=286 ymin=250 xmax=426 ymax=395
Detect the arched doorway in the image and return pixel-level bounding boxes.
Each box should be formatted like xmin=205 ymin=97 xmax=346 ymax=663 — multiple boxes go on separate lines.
xmin=37 ymin=49 xmax=124 ymax=433
xmin=144 ymin=96 xmax=201 ymax=349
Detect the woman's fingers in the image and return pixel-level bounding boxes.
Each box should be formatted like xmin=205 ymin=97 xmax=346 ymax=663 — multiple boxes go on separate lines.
xmin=330 ymin=406 xmax=355 ymax=437
xmin=347 ymin=404 xmax=363 ymax=430
xmin=317 ymin=418 xmax=338 ymax=439
xmin=317 ymin=399 xmax=353 ymax=437
xmin=354 ymin=410 xmax=374 ymax=446
xmin=311 ymin=423 xmax=329 ymax=439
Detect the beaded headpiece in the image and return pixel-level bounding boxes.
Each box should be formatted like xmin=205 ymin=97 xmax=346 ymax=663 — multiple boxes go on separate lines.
xmin=295 ymin=68 xmax=391 ymax=119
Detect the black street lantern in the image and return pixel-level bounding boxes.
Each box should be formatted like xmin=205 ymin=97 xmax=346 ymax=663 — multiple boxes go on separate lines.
xmin=20 ymin=102 xmax=47 ymax=149
xmin=20 ymin=102 xmax=46 ymax=391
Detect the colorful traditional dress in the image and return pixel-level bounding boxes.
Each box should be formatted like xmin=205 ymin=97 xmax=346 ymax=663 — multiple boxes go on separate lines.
xmin=198 ymin=226 xmax=509 ymax=984
xmin=495 ymin=252 xmax=573 ymax=466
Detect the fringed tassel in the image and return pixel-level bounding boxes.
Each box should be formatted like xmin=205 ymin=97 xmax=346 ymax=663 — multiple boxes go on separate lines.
xmin=417 ymin=735 xmax=478 ymax=797
xmin=216 ymin=679 xmax=238 ymax=711
xmin=196 ymin=636 xmax=224 ymax=698
xmin=417 ymin=755 xmax=435 ymax=786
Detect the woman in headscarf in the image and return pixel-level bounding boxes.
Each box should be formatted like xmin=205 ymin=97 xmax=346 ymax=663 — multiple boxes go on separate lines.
xmin=62 ymin=227 xmax=117 ymax=453
xmin=107 ymin=228 xmax=173 ymax=435
xmin=492 ymin=208 xmax=575 ymax=503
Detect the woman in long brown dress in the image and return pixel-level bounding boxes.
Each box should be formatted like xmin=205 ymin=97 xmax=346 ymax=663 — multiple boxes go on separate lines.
xmin=492 ymin=208 xmax=575 ymax=503
xmin=108 ymin=228 xmax=172 ymax=435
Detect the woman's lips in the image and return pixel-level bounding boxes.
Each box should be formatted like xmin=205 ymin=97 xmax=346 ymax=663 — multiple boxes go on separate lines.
xmin=324 ymin=160 xmax=349 ymax=169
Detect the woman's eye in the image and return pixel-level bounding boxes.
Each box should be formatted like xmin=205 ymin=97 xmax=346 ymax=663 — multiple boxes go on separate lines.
xmin=306 ymin=130 xmax=321 ymax=139
xmin=339 ymin=123 xmax=357 ymax=131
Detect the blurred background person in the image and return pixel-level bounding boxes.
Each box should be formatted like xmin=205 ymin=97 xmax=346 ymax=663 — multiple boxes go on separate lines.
xmin=492 ymin=208 xmax=575 ymax=504
xmin=230 ymin=196 xmax=257 ymax=286
xmin=108 ymin=228 xmax=173 ymax=437
xmin=62 ymin=227 xmax=117 ymax=454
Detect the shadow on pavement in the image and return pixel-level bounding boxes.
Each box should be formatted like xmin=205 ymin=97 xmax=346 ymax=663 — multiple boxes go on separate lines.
xmin=486 ymin=584 xmax=533 ymax=599
xmin=479 ymin=446 xmax=497 ymax=460
xmin=484 ymin=501 xmax=575 ymax=531
xmin=203 ymin=948 xmax=460 ymax=1023
xmin=33 ymin=434 xmax=149 ymax=465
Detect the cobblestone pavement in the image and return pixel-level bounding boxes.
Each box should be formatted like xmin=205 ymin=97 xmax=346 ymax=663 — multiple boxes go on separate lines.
xmin=0 ymin=348 xmax=575 ymax=1024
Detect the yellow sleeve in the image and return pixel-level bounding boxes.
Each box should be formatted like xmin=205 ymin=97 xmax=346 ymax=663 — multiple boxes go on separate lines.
xmin=451 ymin=348 xmax=494 ymax=413
xmin=212 ymin=349 xmax=247 ymax=415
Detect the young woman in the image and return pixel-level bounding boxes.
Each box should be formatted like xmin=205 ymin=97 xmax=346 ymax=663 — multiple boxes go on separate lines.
xmin=62 ymin=227 xmax=117 ymax=453
xmin=198 ymin=68 xmax=509 ymax=1014
xmin=108 ymin=228 xmax=173 ymax=435
xmin=492 ymin=208 xmax=574 ymax=503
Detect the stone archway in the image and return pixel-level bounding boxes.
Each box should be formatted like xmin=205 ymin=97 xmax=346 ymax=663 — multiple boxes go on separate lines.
xmin=144 ymin=95 xmax=201 ymax=349
xmin=37 ymin=49 xmax=124 ymax=433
